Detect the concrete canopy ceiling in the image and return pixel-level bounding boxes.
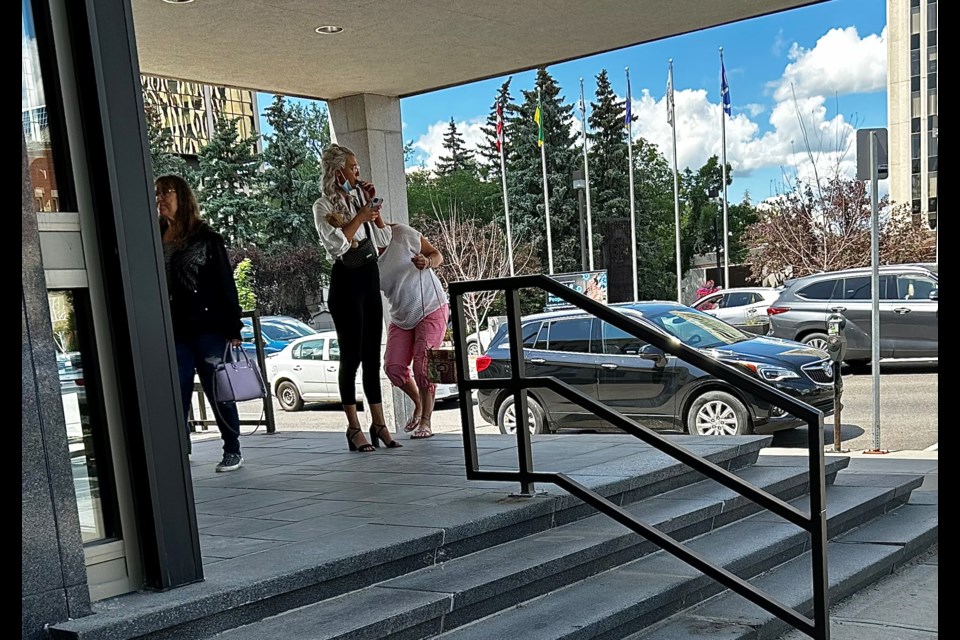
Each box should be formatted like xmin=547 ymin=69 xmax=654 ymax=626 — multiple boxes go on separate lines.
xmin=133 ymin=0 xmax=821 ymax=100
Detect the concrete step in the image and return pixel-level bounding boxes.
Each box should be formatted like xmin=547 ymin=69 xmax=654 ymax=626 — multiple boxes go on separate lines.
xmin=48 ymin=439 xmax=767 ymax=640
xmin=204 ymin=457 xmax=854 ymax=640
xmin=434 ymin=473 xmax=928 ymax=640
xmin=630 ymin=503 xmax=939 ymax=640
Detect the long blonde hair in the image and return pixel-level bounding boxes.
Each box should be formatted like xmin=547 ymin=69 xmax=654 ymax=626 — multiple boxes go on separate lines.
xmin=320 ymin=144 xmax=357 ymax=228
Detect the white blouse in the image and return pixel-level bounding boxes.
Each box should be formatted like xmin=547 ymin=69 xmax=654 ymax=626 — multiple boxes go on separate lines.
xmin=313 ymin=190 xmax=392 ymax=261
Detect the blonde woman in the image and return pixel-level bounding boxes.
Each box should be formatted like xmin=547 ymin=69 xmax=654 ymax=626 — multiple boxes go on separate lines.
xmin=313 ymin=145 xmax=401 ymax=452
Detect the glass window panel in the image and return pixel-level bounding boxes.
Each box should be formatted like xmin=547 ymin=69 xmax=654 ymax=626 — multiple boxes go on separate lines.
xmin=927 ymin=45 xmax=937 ymax=73
xmin=544 ymin=318 xmax=592 ymax=353
xmin=911 ymin=6 xmax=921 ymax=33
xmin=49 ymin=290 xmax=116 ymax=543
xmin=22 ymin=0 xmax=71 ymax=213
xmin=911 ymin=49 xmax=921 ymax=75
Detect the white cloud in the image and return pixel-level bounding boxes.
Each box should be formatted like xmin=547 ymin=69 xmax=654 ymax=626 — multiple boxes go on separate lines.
xmin=628 ymin=25 xmax=882 ymax=193
xmin=411 ymin=118 xmax=487 ymax=171
xmin=771 ymin=27 xmax=887 ymax=101
xmin=772 ymin=28 xmax=788 ymax=56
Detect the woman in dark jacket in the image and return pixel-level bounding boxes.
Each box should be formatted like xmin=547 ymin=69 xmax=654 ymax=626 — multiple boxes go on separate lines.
xmin=157 ymin=174 xmax=244 ymax=472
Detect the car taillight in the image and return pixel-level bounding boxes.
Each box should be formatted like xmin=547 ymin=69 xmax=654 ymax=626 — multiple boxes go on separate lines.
xmin=475 ymin=355 xmax=492 ymax=373
xmin=766 ymin=306 xmax=790 ymax=316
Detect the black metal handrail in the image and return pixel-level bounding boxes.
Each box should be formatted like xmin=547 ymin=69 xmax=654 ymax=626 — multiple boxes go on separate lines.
xmin=449 ymin=275 xmax=830 ymax=640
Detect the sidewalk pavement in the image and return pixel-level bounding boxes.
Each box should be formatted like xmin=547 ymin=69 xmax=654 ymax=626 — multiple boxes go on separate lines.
xmin=765 ymin=447 xmax=938 ymax=640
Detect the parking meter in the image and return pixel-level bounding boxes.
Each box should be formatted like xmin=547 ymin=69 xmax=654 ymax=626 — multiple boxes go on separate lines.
xmin=825 ymin=313 xmax=846 ymax=451
xmin=825 ymin=314 xmax=847 ymax=363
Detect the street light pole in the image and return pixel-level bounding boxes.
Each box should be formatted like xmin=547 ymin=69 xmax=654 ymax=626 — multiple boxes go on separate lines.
xmin=573 ymin=170 xmax=588 ymax=271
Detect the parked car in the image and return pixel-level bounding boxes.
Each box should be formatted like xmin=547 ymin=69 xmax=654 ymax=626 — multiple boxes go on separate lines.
xmin=691 ymin=287 xmax=781 ymax=334
xmin=241 ymin=315 xmax=318 ymax=358
xmin=267 ymin=332 xmax=458 ymax=411
xmin=766 ymin=264 xmax=938 ymax=367
xmin=466 ymin=329 xmax=491 ymax=356
xmin=477 ymin=302 xmax=835 ymax=436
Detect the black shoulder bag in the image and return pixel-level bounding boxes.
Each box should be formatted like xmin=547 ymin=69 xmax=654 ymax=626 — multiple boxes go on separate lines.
xmin=338 ymin=221 xmax=379 ymax=268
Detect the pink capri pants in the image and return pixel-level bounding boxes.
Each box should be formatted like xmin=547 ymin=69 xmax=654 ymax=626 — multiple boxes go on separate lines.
xmin=384 ymin=305 xmax=449 ymax=393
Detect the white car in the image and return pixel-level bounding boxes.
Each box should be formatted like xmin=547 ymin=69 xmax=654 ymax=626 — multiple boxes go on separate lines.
xmin=267 ymin=332 xmax=458 ymax=411
xmin=690 ymin=287 xmax=781 ymax=333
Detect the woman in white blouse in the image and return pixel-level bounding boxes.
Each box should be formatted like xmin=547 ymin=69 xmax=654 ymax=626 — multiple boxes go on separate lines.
xmin=313 ymin=144 xmax=401 ymax=452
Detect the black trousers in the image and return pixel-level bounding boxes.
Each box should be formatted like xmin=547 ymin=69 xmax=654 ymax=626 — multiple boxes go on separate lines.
xmin=328 ymin=260 xmax=383 ymax=405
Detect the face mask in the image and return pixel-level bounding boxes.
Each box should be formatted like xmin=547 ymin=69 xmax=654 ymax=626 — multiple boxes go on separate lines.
xmin=337 ymin=170 xmax=352 ymax=193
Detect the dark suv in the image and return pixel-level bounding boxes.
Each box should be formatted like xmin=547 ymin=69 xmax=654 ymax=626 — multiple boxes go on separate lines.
xmin=476 ymin=302 xmax=835 ymax=437
xmin=766 ymin=264 xmax=938 ymax=367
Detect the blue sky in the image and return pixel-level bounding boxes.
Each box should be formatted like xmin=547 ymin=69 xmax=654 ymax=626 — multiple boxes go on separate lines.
xmin=260 ymin=0 xmax=887 ymax=204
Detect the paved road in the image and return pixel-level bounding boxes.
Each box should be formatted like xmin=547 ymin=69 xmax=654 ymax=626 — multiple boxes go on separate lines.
xmin=201 ymin=360 xmax=936 ymax=453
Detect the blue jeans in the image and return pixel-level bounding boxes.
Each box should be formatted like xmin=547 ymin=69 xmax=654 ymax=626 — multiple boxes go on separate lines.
xmin=176 ymin=333 xmax=241 ymax=455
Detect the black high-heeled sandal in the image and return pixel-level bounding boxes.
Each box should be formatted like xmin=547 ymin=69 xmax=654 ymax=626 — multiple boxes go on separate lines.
xmin=369 ymin=424 xmax=403 ymax=449
xmin=346 ymin=426 xmax=375 ymax=452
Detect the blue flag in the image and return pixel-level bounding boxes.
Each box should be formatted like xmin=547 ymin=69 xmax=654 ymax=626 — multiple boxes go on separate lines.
xmin=624 ymin=75 xmax=632 ymax=129
xmin=721 ymin=60 xmax=731 ymax=116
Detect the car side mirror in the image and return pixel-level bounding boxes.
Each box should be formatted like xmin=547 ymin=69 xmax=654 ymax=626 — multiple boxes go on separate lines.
xmin=929 ymin=289 xmax=938 ymax=301
xmin=638 ymin=344 xmax=668 ymax=367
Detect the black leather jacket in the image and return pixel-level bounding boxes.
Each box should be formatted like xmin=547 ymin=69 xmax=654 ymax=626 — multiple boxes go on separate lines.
xmin=164 ymin=223 xmax=243 ymax=341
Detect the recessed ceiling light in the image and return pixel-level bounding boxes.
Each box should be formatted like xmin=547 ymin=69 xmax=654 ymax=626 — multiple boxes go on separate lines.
xmin=315 ymin=25 xmax=344 ymax=35
xmin=162 ymin=0 xmax=195 ymax=4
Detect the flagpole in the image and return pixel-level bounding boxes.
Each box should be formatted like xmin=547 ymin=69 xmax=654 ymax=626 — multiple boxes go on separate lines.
xmin=580 ymin=78 xmax=594 ymax=270
xmin=720 ymin=47 xmax=731 ymax=289
xmin=497 ymin=99 xmax=515 ymax=276
xmin=668 ymin=59 xmax=683 ymax=303
xmin=537 ymin=87 xmax=554 ymax=275
xmin=626 ymin=67 xmax=637 ymax=301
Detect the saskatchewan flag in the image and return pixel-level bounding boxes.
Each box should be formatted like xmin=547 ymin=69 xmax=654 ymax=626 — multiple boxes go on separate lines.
xmin=534 ymin=99 xmax=544 ymax=147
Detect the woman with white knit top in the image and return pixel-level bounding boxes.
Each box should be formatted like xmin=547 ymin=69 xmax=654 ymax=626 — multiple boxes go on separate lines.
xmin=379 ymin=222 xmax=448 ymax=439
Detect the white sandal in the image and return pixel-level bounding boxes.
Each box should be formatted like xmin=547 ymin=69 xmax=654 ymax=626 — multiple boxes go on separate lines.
xmin=403 ymin=414 xmax=422 ymax=433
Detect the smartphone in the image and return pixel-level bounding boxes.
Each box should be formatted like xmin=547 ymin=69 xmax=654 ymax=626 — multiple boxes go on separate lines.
xmin=370 ymin=197 xmax=383 ymax=210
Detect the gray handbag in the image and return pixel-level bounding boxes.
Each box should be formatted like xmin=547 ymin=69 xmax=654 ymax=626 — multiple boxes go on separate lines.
xmin=212 ymin=345 xmax=267 ymax=403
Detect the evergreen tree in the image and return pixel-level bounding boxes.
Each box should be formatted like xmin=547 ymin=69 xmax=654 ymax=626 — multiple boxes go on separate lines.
xmin=506 ymin=67 xmax=580 ymax=274
xmin=587 ymin=70 xmax=631 ymax=227
xmin=259 ymin=96 xmax=322 ymax=247
xmin=195 ymin=117 xmax=263 ymax=247
xmin=144 ymin=102 xmax=190 ymax=181
xmin=435 ymin=118 xmax=475 ymax=176
xmin=477 ymin=78 xmax=517 ymax=181
xmin=632 ymin=137 xmax=678 ymax=300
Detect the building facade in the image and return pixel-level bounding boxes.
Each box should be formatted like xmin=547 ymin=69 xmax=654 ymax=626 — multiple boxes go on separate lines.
xmin=887 ymin=0 xmax=938 ymax=229
xmin=141 ymin=74 xmax=260 ymax=159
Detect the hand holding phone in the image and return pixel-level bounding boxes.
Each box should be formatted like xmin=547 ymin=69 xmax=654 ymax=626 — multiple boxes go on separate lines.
xmin=370 ymin=197 xmax=383 ymax=210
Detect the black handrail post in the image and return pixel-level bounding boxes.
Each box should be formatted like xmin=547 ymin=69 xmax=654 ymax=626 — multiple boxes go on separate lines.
xmin=505 ymin=287 xmax=537 ymax=497
xmin=247 ymin=310 xmax=276 ymax=434
xmin=451 ymin=290 xmax=480 ymax=476
xmin=808 ymin=412 xmax=831 ymax=640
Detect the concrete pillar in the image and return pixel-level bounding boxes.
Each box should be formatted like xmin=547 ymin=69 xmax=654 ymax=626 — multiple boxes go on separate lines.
xmin=327 ymin=94 xmax=412 ymax=432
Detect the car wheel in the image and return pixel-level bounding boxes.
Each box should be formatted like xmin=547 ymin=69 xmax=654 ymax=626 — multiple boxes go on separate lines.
xmin=686 ymin=390 xmax=752 ymax=436
xmin=467 ymin=341 xmax=481 ymax=356
xmin=276 ymin=380 xmax=304 ymax=412
xmin=800 ymin=332 xmax=830 ymax=352
xmin=497 ymin=394 xmax=546 ymax=435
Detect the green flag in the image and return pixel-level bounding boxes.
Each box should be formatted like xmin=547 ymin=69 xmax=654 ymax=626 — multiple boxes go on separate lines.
xmin=534 ymin=99 xmax=544 ymax=147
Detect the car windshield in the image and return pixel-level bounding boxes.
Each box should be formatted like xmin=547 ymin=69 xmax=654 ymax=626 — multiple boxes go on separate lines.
xmin=262 ymin=322 xmax=312 ymax=341
xmin=644 ymin=308 xmax=751 ymax=349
